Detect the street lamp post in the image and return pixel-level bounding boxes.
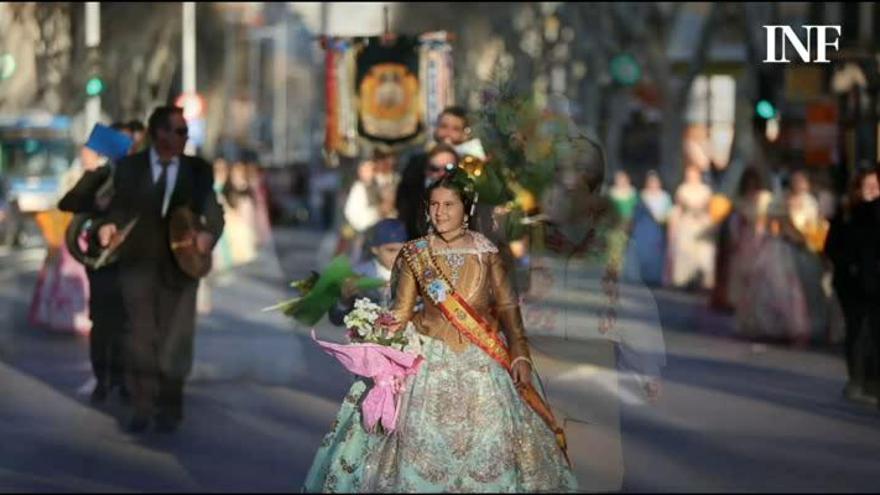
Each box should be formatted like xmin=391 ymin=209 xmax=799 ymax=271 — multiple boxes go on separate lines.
xmin=85 ymin=2 xmax=101 ymax=133
xmin=182 ymin=2 xmax=197 ymax=154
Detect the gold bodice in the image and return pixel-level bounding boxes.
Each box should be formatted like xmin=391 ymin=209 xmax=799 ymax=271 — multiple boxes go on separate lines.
xmin=389 ymin=232 xmax=531 ymax=360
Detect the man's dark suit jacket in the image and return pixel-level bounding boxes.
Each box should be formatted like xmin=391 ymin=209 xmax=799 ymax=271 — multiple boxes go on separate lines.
xmin=102 ymin=150 xmax=224 ymax=287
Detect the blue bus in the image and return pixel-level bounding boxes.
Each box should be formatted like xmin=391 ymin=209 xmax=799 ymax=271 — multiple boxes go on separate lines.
xmin=0 ymin=113 xmax=76 ymax=248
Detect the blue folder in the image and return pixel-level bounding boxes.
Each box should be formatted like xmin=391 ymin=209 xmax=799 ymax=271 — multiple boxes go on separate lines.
xmin=85 ymin=124 xmax=133 ymax=161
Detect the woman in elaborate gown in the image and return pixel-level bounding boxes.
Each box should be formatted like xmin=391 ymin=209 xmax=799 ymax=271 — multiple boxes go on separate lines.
xmin=624 ymin=170 xmax=672 ymax=286
xmin=668 ymin=164 xmax=716 ymax=290
xmin=303 ymin=167 xmax=577 ymax=493
xmin=735 ymin=189 xmax=811 ymax=344
xmin=725 ymin=168 xmax=774 ymax=309
xmin=787 ymin=170 xmax=839 ymax=343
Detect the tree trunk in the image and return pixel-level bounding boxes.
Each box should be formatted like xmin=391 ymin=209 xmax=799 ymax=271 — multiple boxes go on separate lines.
xmin=660 ymin=100 xmax=685 ymax=190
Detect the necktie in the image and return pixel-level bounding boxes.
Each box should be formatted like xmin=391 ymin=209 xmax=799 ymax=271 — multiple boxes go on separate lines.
xmin=156 ymin=160 xmax=169 ymax=215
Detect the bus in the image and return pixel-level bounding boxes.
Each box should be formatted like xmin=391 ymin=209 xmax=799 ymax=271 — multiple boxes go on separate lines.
xmin=0 ymin=113 xmax=76 ymax=248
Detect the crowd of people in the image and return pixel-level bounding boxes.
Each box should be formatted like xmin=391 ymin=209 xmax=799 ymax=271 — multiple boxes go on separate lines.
xmin=615 ymin=161 xmax=880 ymax=407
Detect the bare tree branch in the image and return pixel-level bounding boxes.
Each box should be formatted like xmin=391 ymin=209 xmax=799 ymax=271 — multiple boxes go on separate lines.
xmin=675 ymin=3 xmax=720 ymax=105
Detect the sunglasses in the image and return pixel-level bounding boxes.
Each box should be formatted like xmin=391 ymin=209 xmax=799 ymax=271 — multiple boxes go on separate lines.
xmin=427 ymin=162 xmax=456 ymax=174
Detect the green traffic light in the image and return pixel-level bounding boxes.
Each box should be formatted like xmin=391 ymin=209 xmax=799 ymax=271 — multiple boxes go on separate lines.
xmin=86 ymin=77 xmax=104 ymax=96
xmin=756 ymin=99 xmax=776 ymax=119
xmin=610 ymin=53 xmax=641 ymax=87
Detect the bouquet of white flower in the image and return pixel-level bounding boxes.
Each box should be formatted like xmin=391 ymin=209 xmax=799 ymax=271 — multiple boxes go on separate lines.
xmin=343 ymin=298 xmax=420 ymax=353
xmin=312 ymin=297 xmax=425 ymax=435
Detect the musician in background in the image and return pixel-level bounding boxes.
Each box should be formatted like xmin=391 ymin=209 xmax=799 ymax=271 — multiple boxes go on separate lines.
xmin=97 ymin=106 xmax=224 ymax=433
xmin=396 ymin=106 xmax=470 ymax=240
xmin=57 ymin=121 xmax=136 ymax=403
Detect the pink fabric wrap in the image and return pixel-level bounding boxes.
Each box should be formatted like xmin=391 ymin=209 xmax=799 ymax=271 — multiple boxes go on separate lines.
xmin=311 ymin=330 xmax=424 ymax=433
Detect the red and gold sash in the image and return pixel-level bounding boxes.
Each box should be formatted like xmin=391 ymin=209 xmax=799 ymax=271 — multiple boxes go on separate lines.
xmin=401 ymin=238 xmax=571 ymax=466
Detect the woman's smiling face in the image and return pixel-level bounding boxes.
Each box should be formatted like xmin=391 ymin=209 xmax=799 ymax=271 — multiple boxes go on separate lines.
xmin=428 ymin=186 xmax=465 ymax=236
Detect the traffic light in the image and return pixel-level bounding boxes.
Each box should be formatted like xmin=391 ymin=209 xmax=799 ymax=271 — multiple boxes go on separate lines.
xmin=85 ymin=75 xmax=105 ymax=96
xmin=753 ymin=70 xmax=780 ymax=137
xmin=610 ymin=53 xmax=642 ymax=87
xmin=755 ymin=99 xmax=776 ymax=120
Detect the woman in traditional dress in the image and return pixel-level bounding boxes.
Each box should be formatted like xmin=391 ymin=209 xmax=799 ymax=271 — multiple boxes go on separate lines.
xmin=223 ymin=161 xmax=258 ymax=266
xmin=668 ymin=164 xmax=716 ymax=290
xmin=28 ymin=146 xmax=95 ymax=334
xmin=304 ymin=167 xmax=576 ymax=493
xmin=786 ymin=170 xmax=840 ymax=343
xmin=624 ymin=170 xmax=672 ymax=286
xmin=724 ymin=168 xmax=774 ymax=309
xmin=735 ymin=190 xmax=811 ymax=345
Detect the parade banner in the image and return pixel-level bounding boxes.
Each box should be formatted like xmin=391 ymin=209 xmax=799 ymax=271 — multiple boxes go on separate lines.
xmin=356 ymin=35 xmax=422 ymax=145
xmin=323 ymin=32 xmax=454 ymax=154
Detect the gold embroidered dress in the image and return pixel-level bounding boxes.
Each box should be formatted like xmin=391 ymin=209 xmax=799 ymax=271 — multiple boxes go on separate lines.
xmin=303 ymin=231 xmax=577 ymax=493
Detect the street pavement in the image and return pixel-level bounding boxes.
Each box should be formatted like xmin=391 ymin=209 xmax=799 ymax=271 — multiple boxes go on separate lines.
xmin=0 ymin=225 xmax=879 ymax=492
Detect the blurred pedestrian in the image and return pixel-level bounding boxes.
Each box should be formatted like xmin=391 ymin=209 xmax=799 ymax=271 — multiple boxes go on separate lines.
xmin=242 ymin=156 xmax=272 ymax=248
xmin=825 ymin=169 xmax=879 ymax=404
xmin=668 ymin=164 xmax=716 ymax=290
xmin=609 ymin=170 xmax=638 ymax=223
xmin=396 ymin=106 xmax=470 ymax=240
xmin=342 ymin=158 xmax=382 ymax=264
xmin=787 ymin=170 xmax=839 ymax=343
xmin=97 ymin=105 xmax=224 ymax=433
xmin=223 ymin=161 xmax=258 ymax=266
xmin=373 ymin=147 xmax=400 ymax=219
xmin=610 ymin=170 xmax=638 ymax=282
xmin=56 ymin=122 xmax=138 ymax=403
xmin=735 ymin=188 xmax=811 ymax=345
xmin=717 ymin=167 xmax=773 ymax=311
xmin=849 ymin=165 xmax=880 ymax=408
xmin=328 ymin=218 xmax=407 ymax=326
xmin=623 ymin=170 xmax=672 ymax=287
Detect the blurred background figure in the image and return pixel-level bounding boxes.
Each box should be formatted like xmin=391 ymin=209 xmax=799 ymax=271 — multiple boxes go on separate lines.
xmin=245 ymin=155 xmax=273 ymax=249
xmin=26 ymin=141 xmax=104 ymax=335
xmin=668 ymin=164 xmax=716 ymax=291
xmin=342 ymin=158 xmax=382 ymax=264
xmin=211 ymin=158 xmax=233 ymax=275
xmin=735 ymin=181 xmax=811 ymax=345
xmin=610 ymin=170 xmax=638 ymax=223
xmin=714 ymin=167 xmax=773 ymax=312
xmin=623 ymin=170 xmax=672 ymax=287
xmin=825 ymin=169 xmax=880 ymax=405
xmin=786 ymin=170 xmax=841 ymax=344
xmin=328 ymin=218 xmax=407 ymax=326
xmin=397 ymin=107 xmax=469 ymax=240
xmin=372 ymin=147 xmax=400 ymax=220
xmin=223 ymin=160 xmax=258 ymax=266
xmin=609 ymin=170 xmax=638 ymax=278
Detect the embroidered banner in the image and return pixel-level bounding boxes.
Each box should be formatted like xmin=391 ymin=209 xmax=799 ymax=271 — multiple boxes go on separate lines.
xmin=356 ymin=35 xmax=422 ymax=145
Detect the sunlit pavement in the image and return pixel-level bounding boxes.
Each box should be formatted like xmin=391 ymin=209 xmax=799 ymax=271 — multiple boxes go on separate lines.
xmin=1 ymin=225 xmax=879 ymax=492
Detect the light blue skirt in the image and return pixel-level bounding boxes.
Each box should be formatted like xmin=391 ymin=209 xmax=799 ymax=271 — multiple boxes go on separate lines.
xmin=302 ymin=337 xmax=577 ymax=493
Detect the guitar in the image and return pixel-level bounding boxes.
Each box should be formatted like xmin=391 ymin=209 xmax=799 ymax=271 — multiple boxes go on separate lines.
xmin=168 ymin=205 xmax=213 ymax=279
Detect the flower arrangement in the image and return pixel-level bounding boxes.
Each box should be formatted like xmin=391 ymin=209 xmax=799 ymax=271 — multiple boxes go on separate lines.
xmin=312 ymin=298 xmax=424 ymax=435
xmin=343 ymin=298 xmax=413 ymax=351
